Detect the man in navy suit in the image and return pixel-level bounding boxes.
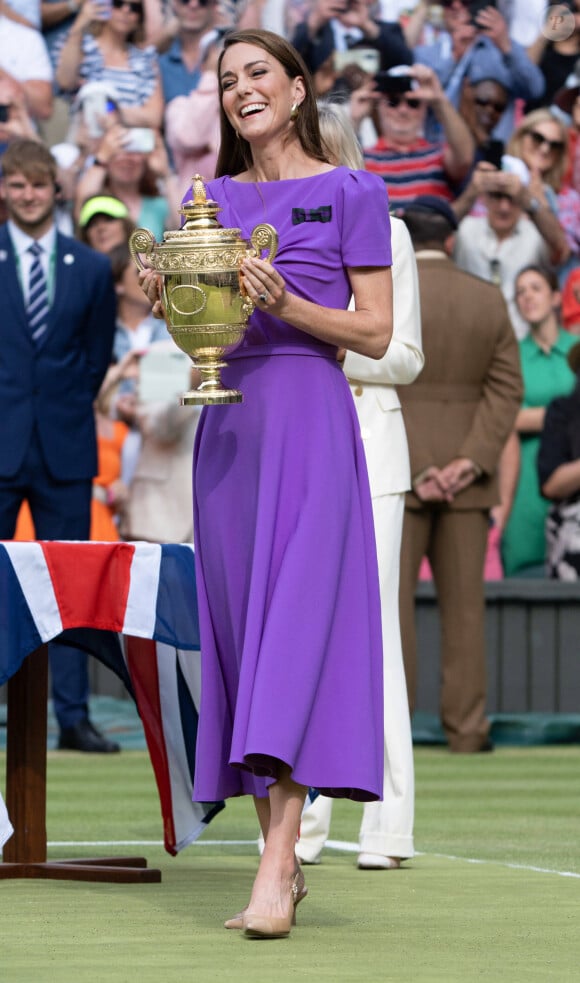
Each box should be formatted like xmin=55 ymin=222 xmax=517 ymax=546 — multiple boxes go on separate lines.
xmin=0 ymin=138 xmax=118 ymax=752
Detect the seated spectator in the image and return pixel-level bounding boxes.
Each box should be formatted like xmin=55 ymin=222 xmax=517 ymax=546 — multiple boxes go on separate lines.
xmin=363 ymin=62 xmax=474 ymax=206
xmin=164 ymin=39 xmax=221 ymax=192
xmin=157 ymin=0 xmax=220 ymax=105
xmin=292 ymin=0 xmax=413 ymax=80
xmin=538 ymin=340 xmax=580 ymax=579
xmin=74 ymin=123 xmax=176 ymax=237
xmin=501 ymin=265 xmax=577 ymax=576
xmin=55 ymin=0 xmax=163 ymax=129
xmin=413 ymin=0 xmax=544 ymax=143
xmin=459 ymin=67 xmax=511 ymax=169
xmin=453 ymin=162 xmax=567 ymax=336
xmin=78 ymin=193 xmax=136 ymax=251
xmin=0 ymin=7 xmax=53 ymax=123
xmin=507 ymin=108 xmax=580 ymax=277
xmin=526 ymin=4 xmax=580 ymax=110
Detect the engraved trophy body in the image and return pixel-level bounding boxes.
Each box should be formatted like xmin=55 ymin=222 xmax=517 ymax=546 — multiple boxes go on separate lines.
xmin=129 ymin=175 xmax=278 ymax=405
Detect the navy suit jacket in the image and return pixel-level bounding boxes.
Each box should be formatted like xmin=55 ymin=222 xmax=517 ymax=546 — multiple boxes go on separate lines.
xmin=0 ymin=224 xmax=116 ymax=481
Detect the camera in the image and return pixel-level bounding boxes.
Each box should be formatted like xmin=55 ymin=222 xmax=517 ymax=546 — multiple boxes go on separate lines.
xmin=124 ymin=127 xmax=155 ymax=154
xmin=480 ymin=139 xmax=504 ymax=169
xmin=374 ymin=71 xmax=414 ymax=95
xmin=469 ymin=0 xmax=496 ymax=27
xmin=334 ymin=48 xmax=380 ymax=76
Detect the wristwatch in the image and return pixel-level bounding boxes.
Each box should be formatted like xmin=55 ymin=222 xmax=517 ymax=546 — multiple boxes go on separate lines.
xmin=526 ymin=196 xmax=541 ymax=216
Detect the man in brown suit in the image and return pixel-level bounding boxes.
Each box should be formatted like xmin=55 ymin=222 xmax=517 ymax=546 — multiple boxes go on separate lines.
xmin=397 ymin=196 xmax=523 ymax=752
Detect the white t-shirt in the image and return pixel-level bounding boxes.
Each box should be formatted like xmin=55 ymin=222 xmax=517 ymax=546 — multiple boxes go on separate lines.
xmin=0 ymin=16 xmax=53 ymax=82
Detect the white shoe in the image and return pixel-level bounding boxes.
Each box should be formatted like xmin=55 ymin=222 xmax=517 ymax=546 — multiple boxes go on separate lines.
xmin=357 ymin=853 xmax=401 ymax=870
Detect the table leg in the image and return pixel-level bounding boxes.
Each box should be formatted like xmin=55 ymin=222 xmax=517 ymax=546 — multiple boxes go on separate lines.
xmin=1 ymin=644 xmax=161 ymax=882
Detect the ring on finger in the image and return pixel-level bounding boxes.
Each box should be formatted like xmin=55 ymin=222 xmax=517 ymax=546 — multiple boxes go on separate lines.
xmin=258 ymin=292 xmax=268 ymax=302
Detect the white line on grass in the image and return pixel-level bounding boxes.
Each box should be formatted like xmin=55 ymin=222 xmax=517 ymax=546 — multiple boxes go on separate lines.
xmin=46 ymin=838 xmax=580 ymax=879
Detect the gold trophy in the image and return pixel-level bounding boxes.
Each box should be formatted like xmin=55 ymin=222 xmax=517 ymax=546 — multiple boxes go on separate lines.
xmin=129 ymin=175 xmax=278 ymax=404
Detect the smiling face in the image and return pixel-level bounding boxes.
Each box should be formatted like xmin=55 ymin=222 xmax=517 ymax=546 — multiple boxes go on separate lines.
xmin=0 ymin=169 xmax=56 ymax=236
xmin=219 ymin=42 xmax=305 ymax=149
xmin=515 ymin=269 xmax=559 ymax=325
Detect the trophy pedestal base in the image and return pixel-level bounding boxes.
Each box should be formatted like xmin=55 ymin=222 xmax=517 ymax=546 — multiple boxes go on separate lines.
xmin=181 ymin=388 xmax=243 ymax=405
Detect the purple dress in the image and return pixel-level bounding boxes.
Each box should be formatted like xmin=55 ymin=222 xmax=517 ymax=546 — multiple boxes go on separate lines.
xmin=192 ymin=167 xmax=392 ymax=803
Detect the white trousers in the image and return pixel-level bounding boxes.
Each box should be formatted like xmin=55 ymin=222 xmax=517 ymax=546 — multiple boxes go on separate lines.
xmin=298 ymin=492 xmax=414 ymax=861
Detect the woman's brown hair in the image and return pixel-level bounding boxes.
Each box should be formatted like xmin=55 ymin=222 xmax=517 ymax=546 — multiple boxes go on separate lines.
xmin=215 ymin=29 xmax=329 ymax=179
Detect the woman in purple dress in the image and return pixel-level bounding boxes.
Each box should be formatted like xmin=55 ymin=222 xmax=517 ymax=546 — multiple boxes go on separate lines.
xmin=141 ymin=29 xmax=393 ymax=939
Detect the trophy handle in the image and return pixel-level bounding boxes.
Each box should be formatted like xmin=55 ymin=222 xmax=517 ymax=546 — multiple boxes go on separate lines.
xmin=250 ymin=223 xmax=279 ymax=263
xmin=129 ymin=227 xmax=157 ymax=271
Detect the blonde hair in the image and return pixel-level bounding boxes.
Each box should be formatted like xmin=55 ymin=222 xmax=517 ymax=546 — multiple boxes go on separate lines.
xmin=507 ymin=108 xmax=569 ymax=192
xmin=317 ymin=101 xmax=364 ymax=169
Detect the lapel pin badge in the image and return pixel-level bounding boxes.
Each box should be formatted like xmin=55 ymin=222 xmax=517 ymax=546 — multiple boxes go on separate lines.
xmin=63 ymin=253 xmax=75 ymax=265
xmin=0 ymin=250 xmax=7 ymax=262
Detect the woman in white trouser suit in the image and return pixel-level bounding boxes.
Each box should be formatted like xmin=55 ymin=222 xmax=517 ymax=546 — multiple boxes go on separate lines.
xmin=296 ymin=105 xmax=424 ymax=869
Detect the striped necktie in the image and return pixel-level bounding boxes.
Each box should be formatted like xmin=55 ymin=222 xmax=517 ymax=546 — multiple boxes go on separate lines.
xmin=27 ymin=241 xmax=50 ymax=344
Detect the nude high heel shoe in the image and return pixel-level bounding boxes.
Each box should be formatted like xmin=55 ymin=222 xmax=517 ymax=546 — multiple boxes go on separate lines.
xmin=224 ymin=867 xmax=307 ymax=931
xmin=241 ymin=869 xmax=307 ymax=939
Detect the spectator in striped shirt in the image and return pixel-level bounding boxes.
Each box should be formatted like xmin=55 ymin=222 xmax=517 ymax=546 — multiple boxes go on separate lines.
xmin=55 ymin=0 xmax=164 ymax=130
xmin=363 ymin=62 xmax=474 ymax=207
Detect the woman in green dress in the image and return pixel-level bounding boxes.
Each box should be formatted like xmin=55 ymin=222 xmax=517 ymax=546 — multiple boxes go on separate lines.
xmin=502 ymin=265 xmax=577 ymax=576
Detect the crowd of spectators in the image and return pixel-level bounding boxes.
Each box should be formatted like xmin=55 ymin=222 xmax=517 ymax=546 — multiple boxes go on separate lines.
xmin=2 ymin=0 xmax=580 ymax=577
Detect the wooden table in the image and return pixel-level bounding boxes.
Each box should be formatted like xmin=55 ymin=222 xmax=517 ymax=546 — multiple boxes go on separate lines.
xmin=1 ymin=643 xmax=159 ymax=882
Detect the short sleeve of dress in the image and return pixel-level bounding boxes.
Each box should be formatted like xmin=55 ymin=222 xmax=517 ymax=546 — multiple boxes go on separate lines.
xmin=340 ymin=170 xmax=392 ymax=269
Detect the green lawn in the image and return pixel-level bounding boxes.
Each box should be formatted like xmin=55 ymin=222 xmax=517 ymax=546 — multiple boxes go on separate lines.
xmin=2 ymin=746 xmax=580 ymax=983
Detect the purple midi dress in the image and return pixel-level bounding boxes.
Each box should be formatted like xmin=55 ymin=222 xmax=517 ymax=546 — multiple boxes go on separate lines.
xmin=192 ymin=167 xmax=392 ymax=803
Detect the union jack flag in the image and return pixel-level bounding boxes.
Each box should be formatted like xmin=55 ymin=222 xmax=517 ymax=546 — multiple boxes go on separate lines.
xmin=0 ymin=540 xmax=224 ymax=855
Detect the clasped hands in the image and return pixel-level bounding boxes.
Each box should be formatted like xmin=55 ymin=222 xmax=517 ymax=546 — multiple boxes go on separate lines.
xmin=413 ymin=457 xmax=480 ymax=503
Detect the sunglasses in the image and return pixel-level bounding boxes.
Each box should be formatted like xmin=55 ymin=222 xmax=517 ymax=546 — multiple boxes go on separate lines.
xmin=474 ymin=96 xmax=507 ymax=114
xmin=385 ymin=94 xmax=421 ymax=110
xmin=527 ymin=130 xmax=565 ymax=153
xmin=112 ymin=0 xmax=143 ymax=12
xmin=177 ymin=0 xmax=211 ymax=6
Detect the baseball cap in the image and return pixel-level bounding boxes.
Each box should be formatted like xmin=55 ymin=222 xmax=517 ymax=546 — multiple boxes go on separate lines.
xmin=397 ymin=195 xmax=458 ymax=230
xmin=78 ymin=195 xmax=130 ymax=228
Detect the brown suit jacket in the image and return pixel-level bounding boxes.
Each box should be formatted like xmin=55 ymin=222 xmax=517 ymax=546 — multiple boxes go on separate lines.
xmin=399 ymin=254 xmax=523 ymax=511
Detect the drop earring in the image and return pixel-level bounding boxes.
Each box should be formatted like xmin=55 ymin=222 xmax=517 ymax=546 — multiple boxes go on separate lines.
xmin=290 ymin=102 xmax=300 ymax=121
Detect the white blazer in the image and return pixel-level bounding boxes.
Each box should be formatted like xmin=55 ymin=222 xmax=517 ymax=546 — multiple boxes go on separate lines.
xmin=343 ymin=217 xmax=424 ymax=497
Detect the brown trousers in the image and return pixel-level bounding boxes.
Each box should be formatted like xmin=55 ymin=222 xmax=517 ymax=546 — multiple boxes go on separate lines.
xmin=399 ymin=507 xmax=491 ymax=752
